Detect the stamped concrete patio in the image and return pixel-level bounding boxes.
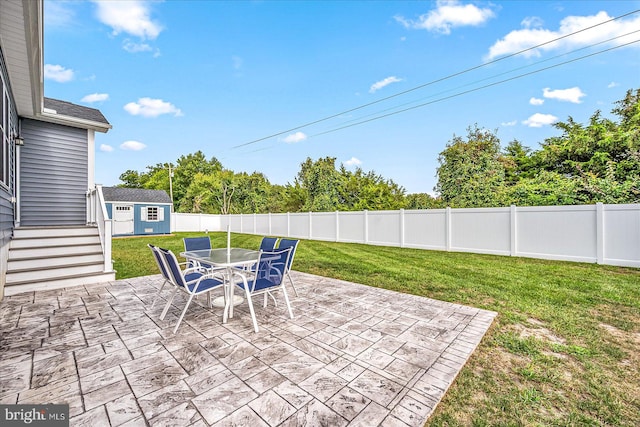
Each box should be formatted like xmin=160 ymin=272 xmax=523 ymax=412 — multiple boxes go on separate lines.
xmin=0 ymin=271 xmax=496 ymax=426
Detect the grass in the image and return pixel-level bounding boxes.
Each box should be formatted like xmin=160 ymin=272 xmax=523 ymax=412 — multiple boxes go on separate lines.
xmin=112 ymin=232 xmax=640 ymax=426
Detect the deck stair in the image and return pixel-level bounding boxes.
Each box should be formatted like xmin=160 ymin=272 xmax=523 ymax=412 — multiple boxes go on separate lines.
xmin=5 ymin=226 xmax=115 ymax=295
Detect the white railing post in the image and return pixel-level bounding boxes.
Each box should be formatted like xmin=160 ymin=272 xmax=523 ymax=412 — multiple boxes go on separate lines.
xmin=510 ymin=204 xmax=517 ymax=256
xmin=104 ymin=219 xmax=112 ymax=272
xmin=400 ymin=209 xmax=405 ymax=248
xmin=335 ymin=210 xmax=339 ymax=242
xmin=596 ymin=202 xmax=604 ymax=264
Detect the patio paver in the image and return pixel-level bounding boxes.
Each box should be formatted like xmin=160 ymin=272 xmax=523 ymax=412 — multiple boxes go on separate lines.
xmin=0 ymin=271 xmax=496 ymax=426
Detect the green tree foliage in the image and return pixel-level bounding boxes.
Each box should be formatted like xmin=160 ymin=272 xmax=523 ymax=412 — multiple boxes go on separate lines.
xmin=434 ymin=89 xmax=640 ymax=207
xmin=435 ymin=125 xmax=506 ymax=207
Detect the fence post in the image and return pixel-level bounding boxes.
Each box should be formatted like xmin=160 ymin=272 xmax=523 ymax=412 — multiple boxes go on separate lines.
xmin=253 ymin=213 xmax=257 ymax=234
xmin=335 ymin=210 xmax=340 ymax=242
xmin=400 ymin=209 xmax=405 ymax=248
xmin=268 ymin=212 xmax=272 ymax=235
xmin=445 ymin=207 xmax=451 ymax=251
xmin=364 ymin=210 xmax=369 ymax=244
xmin=596 ymin=202 xmax=604 ymax=264
xmin=287 ymin=212 xmax=291 ymax=237
xmin=510 ymin=204 xmax=517 ymax=256
xmin=309 ymin=211 xmax=313 ymax=239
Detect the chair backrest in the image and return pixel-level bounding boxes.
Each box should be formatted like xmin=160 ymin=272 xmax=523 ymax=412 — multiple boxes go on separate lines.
xmin=158 ymin=248 xmax=188 ymax=289
xmin=277 ymin=239 xmax=299 ymax=270
xmin=251 ymin=247 xmax=292 ymax=290
xmin=148 ymin=244 xmax=170 ymax=280
xmin=183 ymin=237 xmax=212 ymax=252
xmin=259 ymin=237 xmax=278 ymax=251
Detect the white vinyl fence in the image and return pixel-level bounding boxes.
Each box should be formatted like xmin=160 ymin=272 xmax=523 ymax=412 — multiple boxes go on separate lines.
xmin=171 ymin=203 xmax=640 ymax=268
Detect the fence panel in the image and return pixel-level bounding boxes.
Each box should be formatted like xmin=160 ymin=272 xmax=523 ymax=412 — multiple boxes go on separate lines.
xmin=368 ymin=211 xmax=401 ymax=246
xmin=289 ymin=213 xmax=310 ymax=239
xmin=451 ymin=208 xmax=511 ymax=255
xmin=311 ymin=212 xmax=337 ymax=241
xmin=603 ymin=204 xmax=640 ymax=267
xmin=404 ymin=209 xmax=447 ymax=250
xmin=516 ymin=205 xmax=597 ymax=262
xmin=338 ymin=212 xmax=365 ymax=243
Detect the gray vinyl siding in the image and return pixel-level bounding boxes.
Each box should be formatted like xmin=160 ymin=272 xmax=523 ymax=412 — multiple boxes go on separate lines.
xmin=0 ymin=44 xmax=16 ymax=294
xmin=20 ymin=119 xmax=88 ymax=226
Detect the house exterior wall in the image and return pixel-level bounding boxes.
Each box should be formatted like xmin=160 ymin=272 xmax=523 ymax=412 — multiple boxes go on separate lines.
xmin=0 ymin=44 xmax=18 ymax=297
xmin=106 ymin=202 xmax=171 ymax=235
xmin=19 ymin=119 xmax=88 ymax=226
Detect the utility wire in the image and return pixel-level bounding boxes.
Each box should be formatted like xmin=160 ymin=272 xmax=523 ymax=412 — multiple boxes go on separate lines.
xmin=308 ymin=39 xmax=640 ymax=138
xmin=232 ymin=9 xmax=640 ymax=149
xmin=317 ymin=29 xmax=640 ymax=131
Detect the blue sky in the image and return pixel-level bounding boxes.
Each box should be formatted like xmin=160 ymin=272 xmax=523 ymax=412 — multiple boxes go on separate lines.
xmin=43 ymin=0 xmax=640 ymax=194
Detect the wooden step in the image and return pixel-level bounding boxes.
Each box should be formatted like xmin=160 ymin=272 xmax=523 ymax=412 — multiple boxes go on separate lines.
xmin=10 ymin=235 xmax=101 ymax=249
xmin=7 ymin=253 xmax=105 ymax=271
xmin=8 ymin=243 xmax=104 ymax=258
xmin=13 ymin=226 xmax=99 ymax=239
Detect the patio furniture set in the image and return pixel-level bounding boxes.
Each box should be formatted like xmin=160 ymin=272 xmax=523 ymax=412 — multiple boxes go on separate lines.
xmin=147 ymin=236 xmax=300 ymax=334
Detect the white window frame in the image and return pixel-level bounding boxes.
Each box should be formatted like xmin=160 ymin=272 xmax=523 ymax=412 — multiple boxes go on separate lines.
xmin=141 ymin=205 xmax=164 ymax=222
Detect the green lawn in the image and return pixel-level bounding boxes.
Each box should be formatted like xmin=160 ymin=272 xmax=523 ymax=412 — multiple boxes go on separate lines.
xmin=113 ymin=232 xmax=640 ymax=426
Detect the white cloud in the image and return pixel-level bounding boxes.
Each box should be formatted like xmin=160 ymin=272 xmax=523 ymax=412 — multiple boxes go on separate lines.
xmin=486 ymin=11 xmax=640 ymax=60
xmin=607 ymin=81 xmax=619 ymax=88
xmin=501 ymin=120 xmax=517 ymax=127
xmin=395 ymin=0 xmax=495 ymax=34
xmin=529 ymin=97 xmax=544 ymax=106
xmin=123 ymin=40 xmax=153 ymax=53
xmin=124 ymin=98 xmax=183 ymax=118
xmin=283 ymin=132 xmax=307 ymax=144
xmin=93 ymin=0 xmax=162 ymax=40
xmin=44 ymin=64 xmax=74 ymax=83
xmin=344 ymin=157 xmax=362 ymax=167
xmin=120 ymin=140 xmax=147 ymax=151
xmin=81 ymin=93 xmax=109 ymax=103
xmin=543 ymin=87 xmax=586 ymax=103
xmin=99 ymin=144 xmax=114 ymax=152
xmin=370 ymin=76 xmax=403 ymax=93
xmin=523 ymin=113 xmax=558 ymax=128
xmin=521 ymin=16 xmax=544 ymax=29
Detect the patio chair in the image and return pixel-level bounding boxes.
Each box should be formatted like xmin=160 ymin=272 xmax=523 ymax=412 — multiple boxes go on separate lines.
xmin=147 ymin=244 xmax=173 ymax=309
xmin=276 ymin=238 xmax=300 ymax=297
xmin=259 ymin=236 xmax=278 ymax=251
xmin=226 ymin=247 xmax=294 ymax=333
xmin=183 ymin=236 xmax=214 ymax=270
xmin=157 ymin=248 xmax=226 ymax=333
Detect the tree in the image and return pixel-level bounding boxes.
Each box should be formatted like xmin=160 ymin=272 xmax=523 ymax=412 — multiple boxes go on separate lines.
xmin=296 ymin=157 xmax=344 ymax=212
xmin=435 ymin=125 xmax=506 ymax=207
xmin=118 ymin=170 xmax=143 ymax=188
xmin=339 ymin=166 xmax=406 ymax=211
xmin=173 ymin=151 xmax=223 ymax=207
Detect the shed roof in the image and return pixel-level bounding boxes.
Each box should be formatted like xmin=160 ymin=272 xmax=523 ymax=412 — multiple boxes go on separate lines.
xmin=102 ymin=187 xmax=172 ymax=204
xmin=44 ymin=98 xmax=110 ymax=126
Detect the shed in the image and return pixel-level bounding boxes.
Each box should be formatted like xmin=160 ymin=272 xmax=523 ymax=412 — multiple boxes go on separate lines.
xmin=102 ymin=187 xmax=172 ymax=236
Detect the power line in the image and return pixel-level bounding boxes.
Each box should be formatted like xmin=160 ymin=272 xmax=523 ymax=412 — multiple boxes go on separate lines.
xmin=313 ymin=29 xmax=640 ymax=132
xmin=309 ymin=39 xmax=640 ymax=138
xmin=232 ymin=9 xmax=640 ymax=149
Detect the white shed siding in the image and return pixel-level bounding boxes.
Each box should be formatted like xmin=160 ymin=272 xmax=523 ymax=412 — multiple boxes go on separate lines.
xmin=20 ymin=119 xmax=88 ymax=226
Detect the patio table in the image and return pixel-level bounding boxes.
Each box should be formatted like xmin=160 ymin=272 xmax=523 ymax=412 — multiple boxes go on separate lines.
xmin=180 ymin=248 xmax=262 ymax=320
